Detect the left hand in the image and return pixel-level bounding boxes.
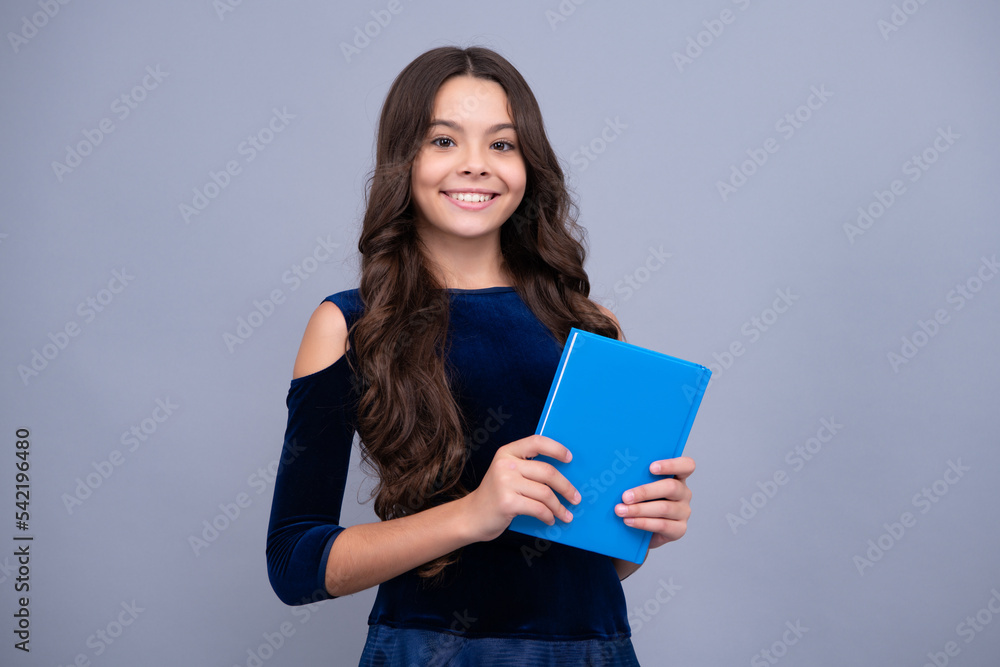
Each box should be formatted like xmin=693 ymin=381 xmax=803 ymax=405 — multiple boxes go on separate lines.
xmin=614 ymin=456 xmax=695 ymax=549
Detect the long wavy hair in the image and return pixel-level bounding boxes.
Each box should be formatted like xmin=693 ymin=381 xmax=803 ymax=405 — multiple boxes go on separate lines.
xmin=350 ymin=46 xmax=621 ymax=581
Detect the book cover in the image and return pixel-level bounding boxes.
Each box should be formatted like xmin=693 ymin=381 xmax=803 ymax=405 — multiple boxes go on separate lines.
xmin=507 ymin=328 xmax=711 ymax=563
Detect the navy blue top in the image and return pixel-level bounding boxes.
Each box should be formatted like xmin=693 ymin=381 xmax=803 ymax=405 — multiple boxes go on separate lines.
xmin=266 ymin=287 xmax=631 ymax=641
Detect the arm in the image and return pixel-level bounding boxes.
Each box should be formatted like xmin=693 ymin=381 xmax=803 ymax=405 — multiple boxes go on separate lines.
xmin=291 ymin=302 xmax=481 ymax=596
xmin=612 ymin=553 xmax=646 ymax=581
xmin=269 ymin=301 xmax=581 ymax=601
xmin=265 ymin=301 xmax=357 ymax=605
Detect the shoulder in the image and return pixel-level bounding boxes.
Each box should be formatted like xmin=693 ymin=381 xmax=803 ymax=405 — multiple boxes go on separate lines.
xmin=593 ymin=301 xmax=623 ymax=341
xmin=291 ymin=290 xmax=361 ymax=380
xmin=594 ymin=301 xmax=618 ymax=323
xmin=322 ymin=289 xmax=364 ymax=327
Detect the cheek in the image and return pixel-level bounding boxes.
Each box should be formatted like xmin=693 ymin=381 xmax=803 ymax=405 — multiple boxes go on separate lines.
xmin=410 ymin=163 xmax=428 ymax=192
xmin=412 ymin=153 xmax=444 ymax=188
xmin=505 ymin=163 xmax=528 ymax=201
xmin=411 ymin=162 xmax=442 ymax=208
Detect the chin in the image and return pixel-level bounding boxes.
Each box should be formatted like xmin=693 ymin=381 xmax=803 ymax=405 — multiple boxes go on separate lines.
xmin=424 ymin=214 xmax=507 ymax=238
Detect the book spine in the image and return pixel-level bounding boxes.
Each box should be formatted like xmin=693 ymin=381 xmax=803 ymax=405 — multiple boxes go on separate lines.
xmin=536 ymin=330 xmax=579 ymax=436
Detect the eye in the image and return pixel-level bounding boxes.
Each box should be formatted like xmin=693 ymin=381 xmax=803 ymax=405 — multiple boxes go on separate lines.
xmin=430 ymin=136 xmax=454 ymax=148
xmin=492 ymin=140 xmax=516 ymax=152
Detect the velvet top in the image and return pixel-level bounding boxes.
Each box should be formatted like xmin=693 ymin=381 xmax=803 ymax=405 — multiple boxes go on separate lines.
xmin=265 ymin=287 xmax=631 ymax=640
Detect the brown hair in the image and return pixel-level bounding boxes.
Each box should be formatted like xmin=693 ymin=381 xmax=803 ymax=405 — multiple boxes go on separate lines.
xmin=350 ymin=46 xmax=620 ymax=581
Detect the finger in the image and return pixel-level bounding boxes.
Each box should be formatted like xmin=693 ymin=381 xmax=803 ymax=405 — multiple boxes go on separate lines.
xmin=514 ymin=477 xmax=575 ymax=524
xmin=517 ymin=459 xmax=581 ymax=506
xmin=506 ymin=435 xmax=573 ymax=465
xmin=614 ymin=499 xmax=690 ymax=522
xmin=650 ymin=456 xmax=696 ymax=480
xmin=622 ymin=478 xmax=690 ymax=505
xmin=623 ymin=517 xmax=688 ymax=542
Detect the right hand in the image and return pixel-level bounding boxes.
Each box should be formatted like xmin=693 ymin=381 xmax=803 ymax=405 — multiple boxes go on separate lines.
xmin=460 ymin=434 xmax=581 ymax=543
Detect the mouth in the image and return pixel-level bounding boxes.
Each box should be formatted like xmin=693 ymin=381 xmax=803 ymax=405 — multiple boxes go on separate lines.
xmin=441 ymin=190 xmax=500 ymax=210
xmin=443 ymin=191 xmax=498 ymax=203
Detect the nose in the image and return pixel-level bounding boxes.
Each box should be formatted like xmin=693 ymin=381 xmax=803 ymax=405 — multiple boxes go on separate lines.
xmin=460 ymin=143 xmax=489 ymax=176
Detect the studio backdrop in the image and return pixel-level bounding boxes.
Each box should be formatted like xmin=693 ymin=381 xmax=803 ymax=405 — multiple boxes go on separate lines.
xmin=2 ymin=1 xmax=999 ymax=665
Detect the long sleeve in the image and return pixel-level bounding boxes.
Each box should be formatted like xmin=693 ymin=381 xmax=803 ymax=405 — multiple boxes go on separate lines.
xmin=266 ymin=354 xmax=358 ymax=605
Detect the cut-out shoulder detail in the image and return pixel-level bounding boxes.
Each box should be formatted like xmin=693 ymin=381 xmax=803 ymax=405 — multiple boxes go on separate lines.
xmin=288 ymin=353 xmax=350 ymax=385
xmin=292 ymin=300 xmax=349 ymax=380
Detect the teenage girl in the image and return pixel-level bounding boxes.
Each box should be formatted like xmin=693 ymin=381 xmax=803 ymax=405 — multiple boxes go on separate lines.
xmin=266 ymin=46 xmax=695 ymax=666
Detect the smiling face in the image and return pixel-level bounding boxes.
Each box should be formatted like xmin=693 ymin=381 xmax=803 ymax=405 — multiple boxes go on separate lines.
xmin=409 ymin=75 xmax=527 ymax=250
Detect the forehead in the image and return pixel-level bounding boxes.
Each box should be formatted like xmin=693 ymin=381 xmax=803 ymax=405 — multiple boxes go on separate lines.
xmin=431 ymin=75 xmax=512 ymax=125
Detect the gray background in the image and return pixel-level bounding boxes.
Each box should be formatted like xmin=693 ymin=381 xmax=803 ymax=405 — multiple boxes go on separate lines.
xmin=2 ymin=0 xmax=999 ymax=665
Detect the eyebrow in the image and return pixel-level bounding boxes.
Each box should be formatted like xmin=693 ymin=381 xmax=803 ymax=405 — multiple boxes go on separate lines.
xmin=427 ymin=119 xmax=517 ymax=135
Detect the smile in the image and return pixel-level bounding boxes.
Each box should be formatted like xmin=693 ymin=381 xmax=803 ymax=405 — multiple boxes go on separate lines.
xmin=441 ymin=191 xmax=499 ymax=211
xmin=447 ymin=192 xmax=496 ymax=202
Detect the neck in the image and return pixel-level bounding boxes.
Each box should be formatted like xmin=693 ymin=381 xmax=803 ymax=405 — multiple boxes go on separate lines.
xmin=417 ymin=225 xmax=511 ymax=290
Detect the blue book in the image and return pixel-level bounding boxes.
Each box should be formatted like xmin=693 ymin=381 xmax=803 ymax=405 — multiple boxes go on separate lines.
xmin=508 ymin=328 xmax=711 ymax=563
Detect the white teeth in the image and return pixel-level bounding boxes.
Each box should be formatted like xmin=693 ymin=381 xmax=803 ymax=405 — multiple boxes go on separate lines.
xmin=449 ymin=192 xmax=494 ymax=203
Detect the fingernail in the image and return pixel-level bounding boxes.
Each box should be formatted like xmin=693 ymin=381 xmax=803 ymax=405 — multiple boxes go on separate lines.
xmin=564 ymin=509 xmax=573 ymax=522
xmin=624 ymin=518 xmax=635 ymax=526
xmin=623 ymin=490 xmax=634 ymax=503
xmin=615 ymin=504 xmax=627 ymax=516
xmin=573 ymin=491 xmax=582 ymax=504
xmin=651 ymin=462 xmax=661 ymax=474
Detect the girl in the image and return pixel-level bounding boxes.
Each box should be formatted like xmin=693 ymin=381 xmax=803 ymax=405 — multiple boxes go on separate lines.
xmin=266 ymin=46 xmax=695 ymax=666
